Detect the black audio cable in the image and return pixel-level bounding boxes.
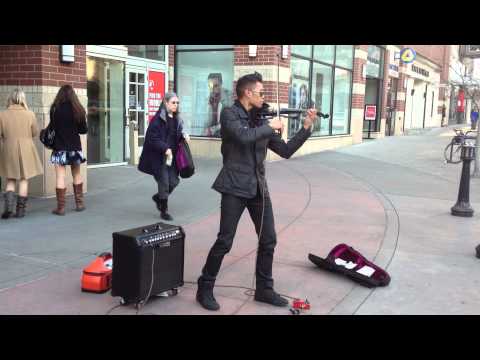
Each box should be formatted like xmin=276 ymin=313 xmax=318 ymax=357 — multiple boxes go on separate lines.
xmin=135 ymin=247 xmax=156 ymax=315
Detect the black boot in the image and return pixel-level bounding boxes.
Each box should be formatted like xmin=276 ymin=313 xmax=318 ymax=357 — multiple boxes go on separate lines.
xmin=196 ymin=277 xmax=220 ymax=311
xmin=159 ymin=198 xmax=173 ymax=221
xmin=152 ymin=194 xmax=162 ymax=212
xmin=254 ymin=288 xmax=289 ymax=307
xmin=15 ymin=196 xmax=28 ymax=218
xmin=1 ymin=191 xmax=16 ymax=219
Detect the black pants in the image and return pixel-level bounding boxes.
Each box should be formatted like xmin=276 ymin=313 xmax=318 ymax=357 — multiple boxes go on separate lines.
xmin=200 ymin=190 xmax=277 ymax=290
xmin=154 ymin=163 xmax=180 ymax=200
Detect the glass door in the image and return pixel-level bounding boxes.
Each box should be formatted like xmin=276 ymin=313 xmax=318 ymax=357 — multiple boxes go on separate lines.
xmin=126 ymin=69 xmax=147 ymax=157
xmin=385 ymin=78 xmax=398 ymax=136
xmin=87 ymin=57 xmax=125 ymax=165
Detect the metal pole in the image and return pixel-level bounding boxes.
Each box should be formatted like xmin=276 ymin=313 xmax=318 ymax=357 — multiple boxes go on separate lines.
xmin=473 ymin=129 xmax=480 ymax=177
xmin=451 ymin=144 xmax=475 ymax=217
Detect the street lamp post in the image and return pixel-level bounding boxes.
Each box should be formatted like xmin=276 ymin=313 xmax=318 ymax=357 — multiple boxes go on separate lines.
xmin=472 ymin=109 xmax=480 ymax=177
xmin=451 ymin=144 xmax=475 ymax=217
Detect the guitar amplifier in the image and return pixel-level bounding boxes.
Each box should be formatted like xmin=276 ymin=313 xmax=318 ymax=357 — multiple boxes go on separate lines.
xmin=111 ymin=222 xmax=185 ymax=305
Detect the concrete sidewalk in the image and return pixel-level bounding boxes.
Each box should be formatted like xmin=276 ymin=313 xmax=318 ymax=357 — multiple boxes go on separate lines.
xmin=0 ymin=125 xmax=479 ymax=315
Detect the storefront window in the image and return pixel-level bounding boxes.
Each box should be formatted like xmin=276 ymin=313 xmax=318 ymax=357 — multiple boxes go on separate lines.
xmin=291 ymin=45 xmax=312 ymax=58
xmin=87 ymin=57 xmax=125 ymax=164
xmin=366 ymin=45 xmax=383 ymax=78
xmin=313 ymin=45 xmax=334 ymax=64
xmin=311 ymin=62 xmax=332 ymax=135
xmin=335 ymin=45 xmax=354 ymax=69
xmin=127 ymin=45 xmax=165 ymax=61
xmin=289 ymin=45 xmax=353 ymax=138
xmin=289 ymin=57 xmax=311 ymax=135
xmin=332 ymin=68 xmax=351 ymax=135
xmin=176 ymin=48 xmax=234 ymax=137
xmin=364 ymin=46 xmax=384 ymax=135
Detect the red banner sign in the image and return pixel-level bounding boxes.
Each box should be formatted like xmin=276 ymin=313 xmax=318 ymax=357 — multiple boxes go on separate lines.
xmin=364 ymin=105 xmax=377 ymax=121
xmin=148 ymin=71 xmax=166 ymax=122
xmin=457 ymin=89 xmax=465 ymax=113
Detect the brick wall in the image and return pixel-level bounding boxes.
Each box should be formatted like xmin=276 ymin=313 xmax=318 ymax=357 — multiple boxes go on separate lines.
xmin=168 ymin=45 xmax=174 ymax=92
xmin=403 ymin=44 xmax=450 ymax=86
xmin=234 ymin=45 xmax=289 ymax=67
xmin=233 ymin=45 xmax=290 ymax=104
xmin=403 ymin=45 xmax=447 ymax=67
xmin=352 ymin=45 xmax=368 ymax=110
xmin=380 ymin=50 xmax=390 ymax=122
xmin=0 ymin=45 xmax=86 ymax=89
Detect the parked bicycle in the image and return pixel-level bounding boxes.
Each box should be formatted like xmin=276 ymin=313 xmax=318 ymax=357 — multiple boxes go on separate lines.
xmin=444 ymin=128 xmax=477 ymax=164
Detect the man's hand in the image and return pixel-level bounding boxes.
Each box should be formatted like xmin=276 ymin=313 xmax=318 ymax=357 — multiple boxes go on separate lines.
xmin=269 ymin=117 xmax=284 ymax=134
xmin=165 ymin=148 xmax=172 ymax=157
xmin=303 ymin=108 xmax=317 ymax=130
xmin=183 ymin=133 xmax=191 ymax=143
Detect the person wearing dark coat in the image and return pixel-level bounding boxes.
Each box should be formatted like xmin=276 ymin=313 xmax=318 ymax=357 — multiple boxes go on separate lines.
xmin=196 ymin=72 xmax=318 ymax=311
xmin=49 ymin=85 xmax=88 ymax=216
xmin=138 ymin=92 xmax=189 ymax=221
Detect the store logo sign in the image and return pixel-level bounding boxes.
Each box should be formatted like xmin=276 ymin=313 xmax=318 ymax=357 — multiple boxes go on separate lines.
xmin=400 ymin=48 xmax=416 ymax=64
xmin=411 ymin=64 xmax=429 ymax=78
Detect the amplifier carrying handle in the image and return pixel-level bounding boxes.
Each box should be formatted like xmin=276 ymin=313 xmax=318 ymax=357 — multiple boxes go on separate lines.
xmin=142 ymin=223 xmax=163 ymax=234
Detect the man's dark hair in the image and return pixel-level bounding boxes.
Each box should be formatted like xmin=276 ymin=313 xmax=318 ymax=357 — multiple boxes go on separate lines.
xmin=236 ymin=72 xmax=263 ymax=99
xmin=208 ymin=73 xmax=223 ymax=84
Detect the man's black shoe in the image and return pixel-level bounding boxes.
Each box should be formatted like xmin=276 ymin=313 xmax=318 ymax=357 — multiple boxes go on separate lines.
xmin=196 ymin=291 xmax=220 ymax=311
xmin=161 ymin=212 xmax=173 ymax=221
xmin=254 ymin=289 xmax=289 ymax=307
xmin=196 ymin=278 xmax=220 ymax=311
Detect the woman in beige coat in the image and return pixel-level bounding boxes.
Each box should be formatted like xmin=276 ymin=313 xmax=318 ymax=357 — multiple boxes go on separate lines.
xmin=0 ymin=89 xmax=43 ymax=219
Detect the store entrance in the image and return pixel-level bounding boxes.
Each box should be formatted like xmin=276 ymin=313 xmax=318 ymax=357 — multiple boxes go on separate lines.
xmin=385 ymin=78 xmax=398 ymax=136
xmin=363 ymin=77 xmax=381 ymax=138
xmin=87 ymin=57 xmax=125 ymax=165
xmin=126 ymin=68 xmax=147 ymax=159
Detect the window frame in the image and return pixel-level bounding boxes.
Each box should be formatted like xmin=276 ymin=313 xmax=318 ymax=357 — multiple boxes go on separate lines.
xmin=174 ymin=46 xmax=235 ymax=138
xmin=126 ymin=45 xmax=167 ymax=63
xmin=289 ymin=45 xmax=354 ymax=138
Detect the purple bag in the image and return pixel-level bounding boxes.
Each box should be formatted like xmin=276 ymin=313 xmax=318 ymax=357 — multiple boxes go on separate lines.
xmin=175 ymin=139 xmax=195 ymax=178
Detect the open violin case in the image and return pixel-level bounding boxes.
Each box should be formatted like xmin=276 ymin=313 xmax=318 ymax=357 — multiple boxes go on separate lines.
xmin=308 ymin=244 xmax=391 ymax=288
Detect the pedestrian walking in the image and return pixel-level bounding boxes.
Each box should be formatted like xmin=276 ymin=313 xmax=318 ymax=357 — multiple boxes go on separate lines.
xmin=0 ymin=89 xmax=43 ymax=219
xmin=470 ymin=106 xmax=479 ymax=130
xmin=138 ymin=92 xmax=189 ymax=221
xmin=49 ymin=85 xmax=88 ymax=216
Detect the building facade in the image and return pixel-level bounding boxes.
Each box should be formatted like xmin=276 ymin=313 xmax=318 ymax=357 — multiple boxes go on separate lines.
xmin=0 ymin=45 xmax=453 ymax=197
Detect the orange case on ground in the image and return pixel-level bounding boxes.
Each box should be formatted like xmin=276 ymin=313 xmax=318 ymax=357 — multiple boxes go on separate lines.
xmin=81 ymin=253 xmax=113 ymax=293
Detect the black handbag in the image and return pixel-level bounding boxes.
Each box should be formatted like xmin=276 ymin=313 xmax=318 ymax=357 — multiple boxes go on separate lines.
xmin=39 ymin=126 xmax=55 ymax=149
xmin=175 ymin=139 xmax=195 ymax=178
xmin=40 ymin=108 xmax=56 ymax=149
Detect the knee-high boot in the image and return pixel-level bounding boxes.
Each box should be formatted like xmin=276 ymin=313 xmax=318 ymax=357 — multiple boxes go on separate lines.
xmin=15 ymin=196 xmax=28 ymax=218
xmin=1 ymin=191 xmax=16 ymax=219
xmin=52 ymin=188 xmax=66 ymax=216
xmin=73 ymin=183 xmax=85 ymax=211
xmin=159 ymin=198 xmax=173 ymax=221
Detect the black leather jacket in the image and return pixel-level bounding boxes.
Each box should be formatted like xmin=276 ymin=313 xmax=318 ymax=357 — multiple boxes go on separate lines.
xmin=212 ymin=100 xmax=312 ymax=199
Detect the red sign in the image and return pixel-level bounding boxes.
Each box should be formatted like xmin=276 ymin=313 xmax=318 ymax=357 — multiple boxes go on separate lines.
xmin=457 ymin=89 xmax=465 ymax=113
xmin=148 ymin=71 xmax=166 ymax=122
xmin=364 ymin=105 xmax=377 ymax=121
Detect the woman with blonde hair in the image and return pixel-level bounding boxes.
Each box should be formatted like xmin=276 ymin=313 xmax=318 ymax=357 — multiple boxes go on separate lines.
xmin=0 ymin=89 xmax=43 ymax=219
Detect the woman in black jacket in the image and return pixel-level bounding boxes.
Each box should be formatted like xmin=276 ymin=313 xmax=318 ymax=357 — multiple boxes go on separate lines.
xmin=138 ymin=92 xmax=188 ymax=221
xmin=50 ymin=85 xmax=88 ymax=216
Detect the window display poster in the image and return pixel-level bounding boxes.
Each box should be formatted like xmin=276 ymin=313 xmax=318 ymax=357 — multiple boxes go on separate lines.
xmin=364 ymin=105 xmax=377 ymax=121
xmin=148 ymin=71 xmax=165 ymax=122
